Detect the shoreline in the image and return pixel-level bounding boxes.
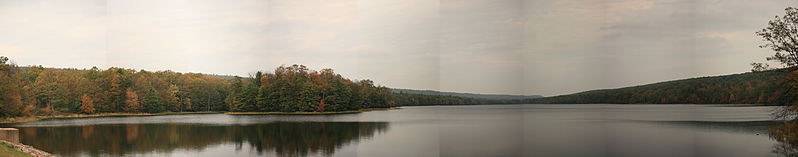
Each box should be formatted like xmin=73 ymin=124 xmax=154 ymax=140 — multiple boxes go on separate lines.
xmin=225 ymin=107 xmax=401 ymax=115
xmin=0 ymin=108 xmax=401 ymax=124
xmin=1 ymin=140 xmax=53 ymax=157
xmin=0 ymin=111 xmax=222 ymax=124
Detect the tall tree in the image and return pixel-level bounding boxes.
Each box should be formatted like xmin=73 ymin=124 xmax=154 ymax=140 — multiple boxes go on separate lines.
xmin=108 ymin=73 xmax=124 ymax=112
xmin=80 ymin=94 xmax=96 ymax=114
xmin=181 ymin=95 xmax=192 ymax=111
xmin=123 ymin=88 xmax=141 ymax=113
xmin=0 ymin=56 xmax=25 ymax=117
xmin=227 ymin=76 xmax=243 ymax=110
xmin=756 ymin=7 xmax=798 ymax=68
xmin=232 ymin=85 xmax=257 ymax=112
xmin=142 ymin=88 xmax=165 ymax=113
xmin=254 ymin=71 xmax=263 ymax=87
xmin=166 ymin=84 xmax=181 ymax=112
xmin=758 ymin=7 xmax=798 ymax=119
xmin=298 ymin=82 xmax=321 ymax=112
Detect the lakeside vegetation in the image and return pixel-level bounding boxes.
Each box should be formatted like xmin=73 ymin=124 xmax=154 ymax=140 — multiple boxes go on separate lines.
xmin=0 ymin=142 xmax=30 ymax=157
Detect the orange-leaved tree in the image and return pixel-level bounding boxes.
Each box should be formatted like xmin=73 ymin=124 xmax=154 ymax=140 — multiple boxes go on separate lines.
xmin=80 ymin=94 xmax=96 ymax=114
xmin=123 ymin=88 xmax=141 ymax=113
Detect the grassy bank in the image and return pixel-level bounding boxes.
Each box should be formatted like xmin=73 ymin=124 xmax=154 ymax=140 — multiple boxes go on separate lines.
xmin=0 ymin=142 xmax=31 ymax=157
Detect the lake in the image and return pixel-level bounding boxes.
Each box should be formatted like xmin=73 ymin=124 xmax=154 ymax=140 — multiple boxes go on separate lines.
xmin=5 ymin=104 xmax=789 ymax=157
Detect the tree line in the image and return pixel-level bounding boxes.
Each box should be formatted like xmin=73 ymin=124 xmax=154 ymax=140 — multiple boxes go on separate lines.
xmin=0 ymin=56 xmax=533 ymax=117
xmin=392 ymin=92 xmax=526 ymax=106
xmin=226 ymin=64 xmax=392 ymax=112
xmin=0 ymin=56 xmax=230 ymax=117
xmin=0 ymin=57 xmax=401 ymax=117
xmin=528 ymin=67 xmax=797 ymax=105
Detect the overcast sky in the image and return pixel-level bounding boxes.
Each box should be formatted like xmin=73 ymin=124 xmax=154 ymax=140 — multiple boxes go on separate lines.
xmin=0 ymin=0 xmax=795 ymax=96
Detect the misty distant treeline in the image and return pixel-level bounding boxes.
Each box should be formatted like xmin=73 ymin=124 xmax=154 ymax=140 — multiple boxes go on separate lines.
xmin=391 ymin=89 xmax=535 ymax=106
xmin=529 ymin=68 xmax=798 ymax=105
xmin=390 ymin=88 xmax=541 ymax=100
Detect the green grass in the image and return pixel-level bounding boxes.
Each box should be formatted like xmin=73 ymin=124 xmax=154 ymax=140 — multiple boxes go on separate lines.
xmin=0 ymin=142 xmax=31 ymax=157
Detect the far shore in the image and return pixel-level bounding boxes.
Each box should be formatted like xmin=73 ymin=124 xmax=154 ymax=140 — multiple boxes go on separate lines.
xmin=0 ymin=107 xmax=401 ymax=124
xmin=0 ymin=111 xmax=222 ymax=124
xmin=226 ymin=107 xmax=401 ymax=115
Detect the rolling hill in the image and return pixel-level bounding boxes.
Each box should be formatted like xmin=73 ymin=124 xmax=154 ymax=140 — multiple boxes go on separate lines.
xmin=390 ymin=88 xmax=542 ymax=100
xmin=528 ymin=68 xmax=798 ymax=105
xmin=389 ymin=88 xmax=540 ymax=106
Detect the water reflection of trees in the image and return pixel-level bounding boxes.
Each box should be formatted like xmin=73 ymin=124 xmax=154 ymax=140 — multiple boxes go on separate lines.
xmin=18 ymin=122 xmax=389 ymax=157
xmin=770 ymin=122 xmax=798 ymax=156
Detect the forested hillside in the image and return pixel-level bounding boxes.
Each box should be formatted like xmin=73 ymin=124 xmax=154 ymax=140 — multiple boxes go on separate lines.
xmin=391 ymin=92 xmax=526 ymax=106
xmin=529 ymin=68 xmax=798 ymax=105
xmin=390 ymin=88 xmax=541 ymax=100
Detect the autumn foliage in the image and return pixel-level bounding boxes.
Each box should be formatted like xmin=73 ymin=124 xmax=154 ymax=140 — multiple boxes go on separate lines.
xmin=0 ymin=56 xmax=26 ymax=117
xmin=123 ymin=88 xmax=141 ymax=113
xmin=80 ymin=94 xmax=96 ymax=114
xmin=0 ymin=56 xmax=397 ymax=117
xmin=228 ymin=64 xmax=393 ymax=112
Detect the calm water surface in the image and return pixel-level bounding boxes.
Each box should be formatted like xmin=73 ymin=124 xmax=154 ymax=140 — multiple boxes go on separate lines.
xmin=6 ymin=104 xmax=788 ymax=157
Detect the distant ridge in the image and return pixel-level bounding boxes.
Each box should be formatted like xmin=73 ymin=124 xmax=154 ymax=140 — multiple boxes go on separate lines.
xmin=528 ymin=67 xmax=798 ymax=105
xmin=390 ymin=88 xmax=542 ymax=100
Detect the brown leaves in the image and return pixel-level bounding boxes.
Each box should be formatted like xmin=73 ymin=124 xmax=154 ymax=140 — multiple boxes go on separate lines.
xmin=80 ymin=94 xmax=96 ymax=114
xmin=123 ymin=88 xmax=141 ymax=113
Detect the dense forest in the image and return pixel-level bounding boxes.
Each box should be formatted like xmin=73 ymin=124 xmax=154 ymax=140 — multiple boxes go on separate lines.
xmin=0 ymin=56 xmax=519 ymax=118
xmin=0 ymin=56 xmax=231 ymax=117
xmin=226 ymin=64 xmax=392 ymax=112
xmin=391 ymin=92 xmax=527 ymax=106
xmin=390 ymin=88 xmax=541 ymax=100
xmin=529 ymin=67 xmax=798 ymax=105
xmin=0 ymin=56 xmax=399 ymax=117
